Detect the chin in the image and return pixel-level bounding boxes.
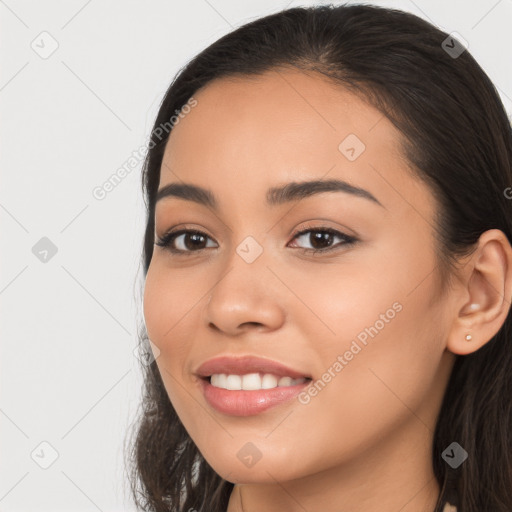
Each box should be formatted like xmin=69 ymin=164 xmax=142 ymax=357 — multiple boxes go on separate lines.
xmin=201 ymin=448 xmax=308 ymax=484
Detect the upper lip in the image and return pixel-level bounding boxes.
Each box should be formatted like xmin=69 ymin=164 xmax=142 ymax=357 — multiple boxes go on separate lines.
xmin=195 ymin=355 xmax=311 ymax=380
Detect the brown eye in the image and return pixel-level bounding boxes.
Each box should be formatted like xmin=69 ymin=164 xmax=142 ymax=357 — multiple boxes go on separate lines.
xmin=155 ymin=229 xmax=217 ymax=254
xmin=289 ymin=227 xmax=357 ymax=254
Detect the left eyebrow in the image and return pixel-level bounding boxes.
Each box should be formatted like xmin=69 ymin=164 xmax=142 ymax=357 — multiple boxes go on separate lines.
xmin=156 ymin=178 xmax=385 ymax=210
xmin=266 ymin=178 xmax=385 ymax=208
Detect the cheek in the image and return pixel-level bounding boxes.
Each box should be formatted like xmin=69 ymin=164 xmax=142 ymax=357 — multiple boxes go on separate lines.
xmin=288 ymin=252 xmax=444 ymax=430
xmin=142 ymin=267 xmax=196 ymax=416
xmin=142 ymin=262 xmax=194 ymax=345
xmin=308 ymin=273 xmax=443 ymax=434
xmin=142 ymin=262 xmax=205 ymax=388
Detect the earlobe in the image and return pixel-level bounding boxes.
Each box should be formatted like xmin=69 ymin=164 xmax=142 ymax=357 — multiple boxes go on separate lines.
xmin=446 ymin=229 xmax=512 ymax=356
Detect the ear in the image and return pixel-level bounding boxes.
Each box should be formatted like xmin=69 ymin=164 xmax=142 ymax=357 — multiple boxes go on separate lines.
xmin=446 ymin=229 xmax=512 ymax=356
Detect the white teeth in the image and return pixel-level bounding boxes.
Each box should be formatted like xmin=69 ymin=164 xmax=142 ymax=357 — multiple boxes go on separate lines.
xmin=209 ymin=373 xmax=307 ymax=391
xmin=278 ymin=376 xmax=293 ymax=387
xmin=210 ymin=374 xmax=226 ymax=388
xmin=261 ymin=374 xmax=278 ymax=389
xmin=242 ymin=373 xmax=262 ymax=390
xmin=225 ymin=374 xmax=242 ymax=390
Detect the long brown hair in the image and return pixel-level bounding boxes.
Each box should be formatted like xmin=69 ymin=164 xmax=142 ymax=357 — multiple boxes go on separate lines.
xmin=124 ymin=4 xmax=512 ymax=511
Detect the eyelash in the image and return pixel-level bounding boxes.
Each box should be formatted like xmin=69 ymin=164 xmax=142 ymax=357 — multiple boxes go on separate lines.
xmin=154 ymin=225 xmax=358 ymax=256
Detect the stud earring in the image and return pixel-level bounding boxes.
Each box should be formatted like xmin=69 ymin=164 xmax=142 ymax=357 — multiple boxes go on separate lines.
xmin=465 ymin=334 xmax=472 ymax=341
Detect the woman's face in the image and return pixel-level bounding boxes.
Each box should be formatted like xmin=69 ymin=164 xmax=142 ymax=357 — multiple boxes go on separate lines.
xmin=143 ymin=69 xmax=456 ymax=486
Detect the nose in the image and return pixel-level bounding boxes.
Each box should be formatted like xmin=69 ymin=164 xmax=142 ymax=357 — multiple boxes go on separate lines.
xmin=203 ymin=252 xmax=286 ymax=337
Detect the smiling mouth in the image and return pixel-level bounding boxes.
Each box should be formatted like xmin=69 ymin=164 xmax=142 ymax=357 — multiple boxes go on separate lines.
xmin=201 ymin=372 xmax=313 ymax=391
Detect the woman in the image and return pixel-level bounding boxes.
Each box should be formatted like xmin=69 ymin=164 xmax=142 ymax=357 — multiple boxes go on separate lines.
xmin=125 ymin=4 xmax=512 ymax=511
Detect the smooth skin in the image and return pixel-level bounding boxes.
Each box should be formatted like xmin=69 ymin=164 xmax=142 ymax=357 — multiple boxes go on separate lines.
xmin=143 ymin=68 xmax=512 ymax=512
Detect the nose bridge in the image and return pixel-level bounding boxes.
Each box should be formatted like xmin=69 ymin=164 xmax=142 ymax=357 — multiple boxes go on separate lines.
xmin=208 ymin=197 xmax=289 ymax=294
xmin=221 ymin=206 xmax=272 ymax=273
xmin=218 ymin=230 xmax=270 ymax=295
xmin=234 ymin=232 xmax=267 ymax=266
xmin=204 ymin=229 xmax=285 ymax=333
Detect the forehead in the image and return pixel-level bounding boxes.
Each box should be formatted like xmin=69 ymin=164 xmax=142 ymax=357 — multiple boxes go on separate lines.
xmin=159 ymin=68 xmax=432 ymax=218
xmin=164 ymin=68 xmax=401 ymax=163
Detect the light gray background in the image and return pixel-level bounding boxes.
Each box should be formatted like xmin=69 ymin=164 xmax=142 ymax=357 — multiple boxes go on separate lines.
xmin=1 ymin=1 xmax=511 ymax=511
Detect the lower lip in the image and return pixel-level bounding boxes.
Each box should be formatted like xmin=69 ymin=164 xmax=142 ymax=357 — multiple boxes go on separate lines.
xmin=199 ymin=377 xmax=311 ymax=416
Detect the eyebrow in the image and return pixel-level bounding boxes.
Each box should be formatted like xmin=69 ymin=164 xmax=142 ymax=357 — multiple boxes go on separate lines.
xmin=156 ymin=178 xmax=385 ymax=209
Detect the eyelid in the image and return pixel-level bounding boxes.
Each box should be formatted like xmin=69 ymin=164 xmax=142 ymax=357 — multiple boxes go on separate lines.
xmin=155 ymin=222 xmax=216 ymax=241
xmin=290 ymin=219 xmax=358 ymax=240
